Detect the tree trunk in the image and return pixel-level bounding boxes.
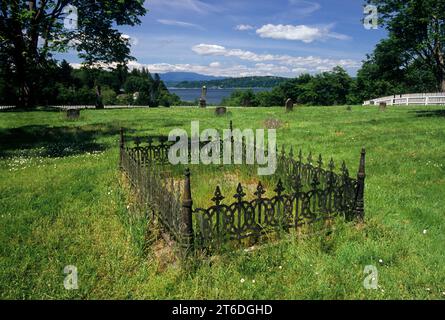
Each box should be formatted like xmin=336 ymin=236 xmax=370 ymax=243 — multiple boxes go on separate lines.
xmin=439 ymin=51 xmax=445 ymax=92
xmin=18 ymin=80 xmax=33 ymax=109
xmin=436 ymin=49 xmax=445 ymax=92
xmin=13 ymin=45 xmax=35 ymax=109
xmin=435 ymin=58 xmax=445 ymax=92
xmin=95 ymin=84 xmax=104 ymax=109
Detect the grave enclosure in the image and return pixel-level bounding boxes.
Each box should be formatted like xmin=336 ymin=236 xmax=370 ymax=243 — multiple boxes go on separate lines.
xmin=119 ymin=123 xmax=366 ymax=254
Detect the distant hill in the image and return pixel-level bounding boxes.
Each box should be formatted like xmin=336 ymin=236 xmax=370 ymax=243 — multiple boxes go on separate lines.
xmin=159 ymin=72 xmax=225 ymax=85
xmin=171 ymin=76 xmax=290 ymax=89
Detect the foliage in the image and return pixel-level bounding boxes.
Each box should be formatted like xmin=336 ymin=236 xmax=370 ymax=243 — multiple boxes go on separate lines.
xmin=222 ymin=67 xmax=354 ymax=106
xmin=0 ymin=0 xmax=147 ymax=108
xmin=367 ymin=0 xmax=445 ymax=91
xmin=0 ymin=59 xmax=180 ymax=107
xmin=1 ymin=106 xmax=444 ymax=299
xmin=172 ymin=76 xmax=289 ymax=89
xmin=221 ymin=89 xmax=260 ymax=107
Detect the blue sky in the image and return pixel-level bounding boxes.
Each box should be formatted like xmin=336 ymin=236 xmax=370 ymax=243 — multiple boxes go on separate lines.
xmin=67 ymin=0 xmax=387 ymax=77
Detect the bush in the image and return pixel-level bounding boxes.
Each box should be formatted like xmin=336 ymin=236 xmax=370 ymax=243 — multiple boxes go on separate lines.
xmin=101 ymin=87 xmax=117 ymax=105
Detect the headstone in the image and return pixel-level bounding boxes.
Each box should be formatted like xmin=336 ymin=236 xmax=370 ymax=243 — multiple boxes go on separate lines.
xmin=215 ymin=107 xmax=227 ymax=116
xmin=285 ymin=98 xmax=294 ymax=112
xmin=199 ymin=85 xmax=207 ymax=108
xmin=379 ymin=102 xmax=387 ymax=111
xmin=66 ymin=109 xmax=80 ymax=120
xmin=199 ymin=98 xmax=207 ymax=108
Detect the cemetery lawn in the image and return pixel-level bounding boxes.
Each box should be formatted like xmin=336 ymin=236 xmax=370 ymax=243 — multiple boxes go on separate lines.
xmin=0 ymin=106 xmax=444 ymax=300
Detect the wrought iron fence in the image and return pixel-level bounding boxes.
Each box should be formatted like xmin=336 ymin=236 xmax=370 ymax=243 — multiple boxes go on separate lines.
xmin=192 ymin=149 xmax=365 ymax=249
xmin=120 ymin=133 xmax=185 ymax=244
xmin=119 ymin=124 xmax=365 ymax=253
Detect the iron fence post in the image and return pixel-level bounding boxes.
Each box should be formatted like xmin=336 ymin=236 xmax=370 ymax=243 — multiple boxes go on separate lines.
xmin=229 ymin=121 xmax=234 ymax=163
xmin=182 ymin=168 xmax=194 ymax=251
xmin=119 ymin=127 xmax=125 ymax=168
xmin=355 ymin=148 xmax=366 ymax=222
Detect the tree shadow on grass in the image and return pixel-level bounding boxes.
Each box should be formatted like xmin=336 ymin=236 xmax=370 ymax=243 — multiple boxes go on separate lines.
xmin=411 ymin=109 xmax=445 ymax=118
xmin=0 ymin=124 xmax=132 ymax=158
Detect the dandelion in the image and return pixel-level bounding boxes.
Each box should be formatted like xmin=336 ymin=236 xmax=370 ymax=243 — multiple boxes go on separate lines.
xmin=252 ymin=280 xmax=256 ymax=284
xmin=126 ymin=205 xmax=130 ymax=209
xmin=423 ymin=229 xmax=428 ymax=235
xmin=240 ymin=278 xmax=245 ymax=283
xmin=278 ymin=266 xmax=282 ymax=270
xmin=379 ymin=259 xmax=383 ymax=264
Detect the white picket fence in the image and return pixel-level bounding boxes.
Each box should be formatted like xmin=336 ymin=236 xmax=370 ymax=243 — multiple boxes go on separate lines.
xmin=0 ymin=105 xmax=16 ymax=110
xmin=0 ymin=105 xmax=156 ymax=110
xmin=48 ymin=105 xmax=154 ymax=109
xmin=363 ymin=93 xmax=445 ymax=106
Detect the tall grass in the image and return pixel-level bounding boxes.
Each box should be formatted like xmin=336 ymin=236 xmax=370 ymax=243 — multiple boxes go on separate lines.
xmin=0 ymin=106 xmax=444 ymax=299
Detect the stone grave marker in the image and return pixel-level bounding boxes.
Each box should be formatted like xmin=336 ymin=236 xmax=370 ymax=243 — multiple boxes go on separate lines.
xmin=66 ymin=108 xmax=80 ymax=120
xmin=379 ymin=102 xmax=387 ymax=111
xmin=285 ymin=98 xmax=294 ymax=112
xmin=215 ymin=107 xmax=227 ymax=116
xmin=199 ymin=85 xmax=207 ymax=108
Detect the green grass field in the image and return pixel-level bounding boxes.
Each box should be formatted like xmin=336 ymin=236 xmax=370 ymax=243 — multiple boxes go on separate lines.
xmin=1 ymin=106 xmax=444 ymax=299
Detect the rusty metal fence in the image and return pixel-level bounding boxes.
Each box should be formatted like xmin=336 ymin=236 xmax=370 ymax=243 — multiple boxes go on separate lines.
xmin=119 ymin=124 xmax=365 ymax=252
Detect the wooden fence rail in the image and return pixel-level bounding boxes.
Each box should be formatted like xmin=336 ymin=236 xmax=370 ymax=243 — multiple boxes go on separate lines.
xmin=363 ymin=93 xmax=445 ymax=106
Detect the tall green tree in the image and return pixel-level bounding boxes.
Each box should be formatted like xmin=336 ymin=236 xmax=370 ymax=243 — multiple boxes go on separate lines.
xmin=0 ymin=0 xmax=146 ymax=108
xmin=368 ymin=0 xmax=445 ymax=91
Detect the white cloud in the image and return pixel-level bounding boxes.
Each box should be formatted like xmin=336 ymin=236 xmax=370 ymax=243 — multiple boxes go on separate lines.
xmin=191 ymin=44 xmax=360 ymax=72
xmin=157 ymin=19 xmax=204 ymax=30
xmin=192 ymin=44 xmax=275 ymax=62
xmin=71 ymin=57 xmax=357 ymax=78
xmin=256 ymin=24 xmax=350 ymax=43
xmin=288 ymin=0 xmax=321 ymax=15
xmin=124 ymin=61 xmax=293 ymax=78
xmin=121 ymin=34 xmax=139 ymax=46
xmin=69 ymin=42 xmax=361 ymax=78
xmin=235 ymin=24 xmax=255 ymax=31
xmin=150 ymin=0 xmax=221 ymax=14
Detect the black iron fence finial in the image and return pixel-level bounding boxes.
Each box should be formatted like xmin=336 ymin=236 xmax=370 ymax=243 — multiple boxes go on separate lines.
xmin=182 ymin=168 xmax=194 ymax=251
xmin=355 ymin=148 xmax=366 ymax=222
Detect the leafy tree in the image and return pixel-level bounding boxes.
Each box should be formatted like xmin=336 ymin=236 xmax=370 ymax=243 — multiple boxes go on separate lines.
xmin=101 ymin=86 xmax=117 ymax=105
xmin=174 ymin=76 xmax=289 ymax=89
xmin=0 ymin=0 xmax=146 ymax=108
xmin=221 ymin=67 xmax=354 ymax=106
xmin=355 ymin=36 xmax=438 ymax=100
xmin=222 ymin=89 xmax=259 ymax=107
xmin=368 ymin=0 xmax=445 ymax=91
xmin=256 ymin=89 xmax=284 ymax=107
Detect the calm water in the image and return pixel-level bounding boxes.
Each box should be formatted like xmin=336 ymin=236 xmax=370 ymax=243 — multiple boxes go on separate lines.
xmin=168 ymin=88 xmax=271 ymax=105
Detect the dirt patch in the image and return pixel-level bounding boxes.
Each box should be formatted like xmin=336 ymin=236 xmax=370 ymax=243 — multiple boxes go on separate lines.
xmin=223 ymin=172 xmax=260 ymax=196
xmin=264 ymin=118 xmax=284 ymax=129
xmin=152 ymin=232 xmax=179 ymax=273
